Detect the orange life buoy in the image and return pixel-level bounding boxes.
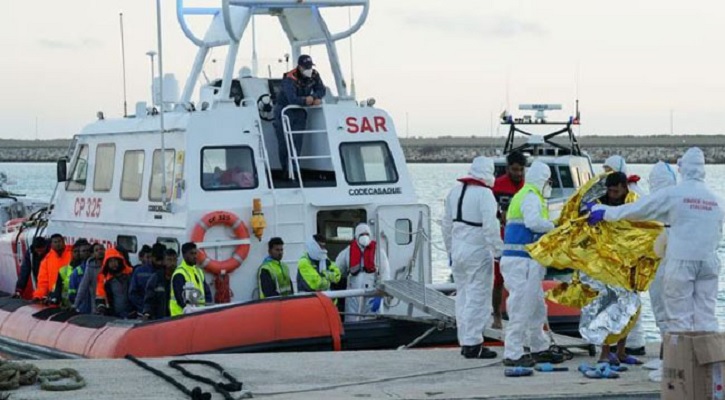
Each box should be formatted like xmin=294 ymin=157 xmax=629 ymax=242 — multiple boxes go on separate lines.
xmin=190 ymin=210 xmax=251 ymax=275
xmin=4 ymin=218 xmax=25 ymax=233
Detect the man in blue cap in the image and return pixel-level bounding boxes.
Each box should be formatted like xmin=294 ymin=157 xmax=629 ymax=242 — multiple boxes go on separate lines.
xmin=274 ymin=54 xmax=326 ymax=179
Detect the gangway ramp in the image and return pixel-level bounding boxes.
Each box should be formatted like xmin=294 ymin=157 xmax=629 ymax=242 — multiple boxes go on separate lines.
xmin=378 ymin=280 xmax=456 ymax=326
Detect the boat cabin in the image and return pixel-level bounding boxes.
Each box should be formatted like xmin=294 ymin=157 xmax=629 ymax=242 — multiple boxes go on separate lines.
xmin=2 ymin=1 xmax=432 ymax=314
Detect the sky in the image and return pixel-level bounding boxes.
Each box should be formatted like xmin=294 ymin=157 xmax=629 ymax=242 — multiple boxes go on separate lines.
xmin=1 ymin=0 xmax=724 ymax=139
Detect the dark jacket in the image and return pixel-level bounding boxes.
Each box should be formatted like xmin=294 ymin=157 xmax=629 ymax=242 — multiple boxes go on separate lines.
xmin=273 ymin=69 xmax=326 ymax=120
xmin=143 ymin=269 xmax=171 ymax=320
xmin=73 ymin=258 xmax=101 ymax=314
xmin=15 ymin=249 xmax=44 ymax=294
xmin=128 ymin=263 xmax=155 ymax=312
xmin=104 ymin=274 xmax=133 ymax=318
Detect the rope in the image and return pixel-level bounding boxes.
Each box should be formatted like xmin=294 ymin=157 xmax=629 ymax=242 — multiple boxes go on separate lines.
xmin=125 ymin=355 xmax=211 ymax=400
xmin=126 ymin=355 xmax=250 ymax=400
xmin=168 ymin=360 xmax=246 ymax=400
xmin=254 ymin=358 xmax=501 ymax=397
xmin=38 ymin=368 xmax=86 ymax=391
xmin=0 ymin=361 xmax=85 ymax=392
xmin=214 ymin=272 xmax=233 ymax=304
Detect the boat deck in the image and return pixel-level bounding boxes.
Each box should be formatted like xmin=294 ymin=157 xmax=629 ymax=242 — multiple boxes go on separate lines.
xmin=11 ymin=343 xmax=661 ymax=399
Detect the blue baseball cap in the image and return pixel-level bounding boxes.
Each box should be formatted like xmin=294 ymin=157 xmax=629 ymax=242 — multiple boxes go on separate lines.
xmin=298 ymin=55 xmax=315 ymax=69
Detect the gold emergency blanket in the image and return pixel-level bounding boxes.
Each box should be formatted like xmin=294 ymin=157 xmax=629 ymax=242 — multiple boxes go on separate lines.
xmin=527 ymin=173 xmax=663 ymax=345
xmin=527 ymin=174 xmax=663 ymax=292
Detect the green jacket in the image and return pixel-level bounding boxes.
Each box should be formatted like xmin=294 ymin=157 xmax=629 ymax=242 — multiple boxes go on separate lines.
xmin=296 ymin=254 xmax=341 ymax=292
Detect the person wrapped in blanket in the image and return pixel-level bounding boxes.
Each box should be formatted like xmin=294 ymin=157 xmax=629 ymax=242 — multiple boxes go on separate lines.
xmin=526 ymin=171 xmax=663 ymax=367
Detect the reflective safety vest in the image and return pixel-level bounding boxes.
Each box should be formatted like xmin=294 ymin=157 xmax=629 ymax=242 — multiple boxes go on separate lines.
xmin=169 ymin=261 xmax=206 ymax=317
xmin=56 ymin=265 xmax=74 ymax=307
xmin=503 ymin=184 xmax=549 ymax=258
xmin=297 ymin=255 xmax=341 ymax=293
xmin=258 ymin=257 xmax=292 ymax=299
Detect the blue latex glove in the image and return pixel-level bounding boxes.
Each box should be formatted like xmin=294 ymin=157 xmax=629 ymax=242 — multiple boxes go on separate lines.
xmin=588 ymin=209 xmax=606 ymax=225
xmin=584 ymin=201 xmax=598 ymax=213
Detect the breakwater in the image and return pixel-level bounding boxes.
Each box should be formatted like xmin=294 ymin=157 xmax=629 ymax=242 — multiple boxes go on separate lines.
xmin=401 ymin=135 xmax=725 ymax=163
xmin=0 ymin=136 xmax=723 ymax=163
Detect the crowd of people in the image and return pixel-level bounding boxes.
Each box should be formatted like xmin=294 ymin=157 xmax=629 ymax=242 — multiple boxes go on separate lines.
xmin=12 ymin=221 xmax=389 ymax=323
xmin=442 ymin=148 xmax=723 ymax=380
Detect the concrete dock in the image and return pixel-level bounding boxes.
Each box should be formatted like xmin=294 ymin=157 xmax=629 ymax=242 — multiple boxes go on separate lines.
xmin=3 ymin=344 xmax=661 ymax=400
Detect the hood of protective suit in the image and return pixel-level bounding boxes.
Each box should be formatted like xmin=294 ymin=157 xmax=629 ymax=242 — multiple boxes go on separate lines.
xmin=462 ymin=156 xmax=495 ymax=187
xmin=649 ymin=161 xmax=677 ymax=193
xmin=678 ymin=147 xmax=706 ymax=181
xmin=526 ymin=160 xmax=551 ymax=192
xmin=100 ymin=247 xmax=133 ymax=276
xmin=604 ymin=155 xmax=628 ymax=174
xmin=305 ymin=238 xmax=327 ymax=261
xmin=355 ymin=223 xmax=371 ymax=239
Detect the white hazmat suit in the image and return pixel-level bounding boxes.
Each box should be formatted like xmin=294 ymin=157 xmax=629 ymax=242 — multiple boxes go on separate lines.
xmin=594 ymin=148 xmax=724 ymax=332
xmin=336 ymin=223 xmax=390 ymax=322
xmin=646 ymin=161 xmax=678 ymax=336
xmin=501 ymin=160 xmax=555 ymax=362
xmin=442 ymin=156 xmax=503 ymax=348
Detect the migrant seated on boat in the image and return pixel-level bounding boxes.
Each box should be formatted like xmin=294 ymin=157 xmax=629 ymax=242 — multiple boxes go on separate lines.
xmin=205 ymin=167 xmax=255 ymax=189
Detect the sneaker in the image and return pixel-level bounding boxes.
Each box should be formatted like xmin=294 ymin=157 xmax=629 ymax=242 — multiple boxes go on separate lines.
xmin=462 ymin=345 xmax=497 ymax=359
xmin=503 ymin=355 xmax=536 ymax=367
xmin=625 ymin=346 xmax=646 ymax=356
xmin=532 ymin=350 xmax=565 ymax=364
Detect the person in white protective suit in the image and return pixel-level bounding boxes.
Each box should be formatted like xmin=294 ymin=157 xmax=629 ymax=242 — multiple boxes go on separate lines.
xmin=641 ymin=161 xmax=678 ymax=380
xmin=603 ymin=155 xmax=645 ymax=197
xmin=591 ymin=147 xmax=724 ymax=335
xmin=501 ymin=160 xmax=563 ymax=367
xmin=602 ymin=154 xmax=646 ymax=354
xmin=442 ymin=156 xmax=503 ymax=359
xmin=335 ymin=223 xmax=390 ymax=322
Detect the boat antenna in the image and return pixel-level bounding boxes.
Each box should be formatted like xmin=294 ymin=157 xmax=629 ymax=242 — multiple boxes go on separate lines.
xmin=119 ymin=13 xmax=128 ymax=117
xmin=348 ymin=8 xmax=356 ymax=98
xmin=251 ymin=15 xmax=259 ymax=77
xmin=155 ymin=0 xmax=168 ymax=209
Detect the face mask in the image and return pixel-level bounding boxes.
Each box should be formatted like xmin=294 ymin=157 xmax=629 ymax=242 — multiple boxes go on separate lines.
xmin=542 ymin=184 xmax=552 ymax=199
xmin=358 ymin=235 xmax=371 ymax=248
xmin=301 ymin=69 xmax=313 ymax=78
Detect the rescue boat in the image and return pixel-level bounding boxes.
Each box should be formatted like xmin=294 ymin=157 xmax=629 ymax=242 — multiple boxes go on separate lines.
xmin=0 ymin=0 xmax=463 ymax=359
xmin=495 ymin=103 xmax=594 ymax=336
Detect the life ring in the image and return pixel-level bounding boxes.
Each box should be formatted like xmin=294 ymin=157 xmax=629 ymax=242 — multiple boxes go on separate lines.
xmin=4 ymin=218 xmax=25 ymax=233
xmin=190 ymin=210 xmax=251 ymax=275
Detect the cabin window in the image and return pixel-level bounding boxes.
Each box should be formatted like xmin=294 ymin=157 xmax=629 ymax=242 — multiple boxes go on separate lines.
xmin=570 ymin=167 xmax=581 ymax=188
xmin=66 ymin=145 xmax=89 ymax=192
xmin=201 ymin=146 xmax=257 ymax=190
xmin=117 ymin=235 xmax=138 ymax=253
xmin=395 ymin=219 xmax=412 ymax=245
xmin=149 ymin=149 xmax=175 ymax=201
xmin=93 ymin=144 xmax=116 ymax=192
xmin=339 ymin=142 xmax=398 ymax=185
xmin=121 ymin=150 xmax=145 ymax=201
xmin=558 ymin=166 xmax=575 ymax=188
xmin=156 ymin=237 xmax=180 ymax=254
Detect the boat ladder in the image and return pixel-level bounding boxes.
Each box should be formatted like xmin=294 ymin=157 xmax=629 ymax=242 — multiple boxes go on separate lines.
xmin=253 ymin=122 xmax=308 ymax=281
xmin=281 ymin=106 xmax=333 ymax=183
xmin=377 ymin=279 xmax=456 ymax=327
